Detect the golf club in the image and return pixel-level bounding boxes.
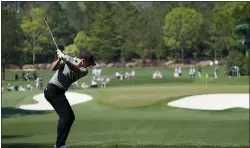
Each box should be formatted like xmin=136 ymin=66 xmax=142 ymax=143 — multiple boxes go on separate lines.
xmin=44 ymin=17 xmax=59 ymax=50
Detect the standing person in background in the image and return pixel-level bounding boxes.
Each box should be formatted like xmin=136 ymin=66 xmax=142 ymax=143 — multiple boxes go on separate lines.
xmin=229 ymin=67 xmax=233 ymax=78
xmin=44 ymin=49 xmax=96 ymax=148
xmin=235 ymin=66 xmax=240 ymax=77
xmin=92 ymin=67 xmax=97 ymax=81
xmin=214 ymin=66 xmax=218 ymax=79
xmin=198 ymin=66 xmax=202 ymax=77
xmin=39 ymin=78 xmax=43 ymax=90
xmin=35 ymin=77 xmax=40 ymax=89
xmin=189 ymin=66 xmax=193 ymax=78
xmin=33 ymin=71 xmax=38 ymax=80
xmin=15 ymin=73 xmax=19 ymax=81
xmin=131 ymin=69 xmax=136 ymax=78
xmin=178 ymin=67 xmax=182 ymax=77
xmin=22 ymin=71 xmax=25 ymax=81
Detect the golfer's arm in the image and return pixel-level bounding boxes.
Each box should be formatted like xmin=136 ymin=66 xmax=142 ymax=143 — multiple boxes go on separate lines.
xmin=62 ymin=55 xmax=81 ymax=72
xmin=51 ymin=58 xmax=64 ymax=71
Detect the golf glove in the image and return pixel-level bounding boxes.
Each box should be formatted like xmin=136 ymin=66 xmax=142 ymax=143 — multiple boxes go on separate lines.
xmin=57 ymin=49 xmax=65 ymax=59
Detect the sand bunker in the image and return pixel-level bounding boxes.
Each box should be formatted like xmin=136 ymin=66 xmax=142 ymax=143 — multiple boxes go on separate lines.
xmin=19 ymin=92 xmax=93 ymax=111
xmin=168 ymin=94 xmax=249 ymax=110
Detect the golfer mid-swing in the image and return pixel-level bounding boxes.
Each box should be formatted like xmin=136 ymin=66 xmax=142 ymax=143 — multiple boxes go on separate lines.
xmin=44 ymin=49 xmax=96 ymax=148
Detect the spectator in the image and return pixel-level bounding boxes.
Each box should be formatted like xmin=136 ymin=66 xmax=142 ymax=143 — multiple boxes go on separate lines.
xmin=81 ymin=82 xmax=89 ymax=89
xmin=189 ymin=67 xmax=193 ymax=78
xmin=192 ymin=68 xmax=196 ymax=78
xmin=178 ymin=67 xmax=182 ymax=76
xmin=92 ymin=68 xmax=97 ymax=81
xmin=115 ymin=72 xmax=120 ymax=80
xmin=90 ymin=80 xmax=98 ymax=88
xmin=131 ymin=70 xmax=136 ymax=78
xmin=124 ymin=72 xmax=130 ymax=79
xmin=101 ymin=76 xmax=110 ymax=88
xmin=26 ymin=83 xmax=33 ymax=91
xmin=15 ymin=73 xmax=19 ymax=81
xmin=35 ymin=77 xmax=40 ymax=89
xmin=7 ymin=83 xmax=14 ymax=92
xmin=235 ymin=66 xmax=240 ymax=77
xmin=229 ymin=67 xmax=233 ymax=78
xmin=153 ymin=70 xmax=163 ymax=79
xmin=33 ymin=71 xmax=38 ymax=80
xmin=152 ymin=71 xmax=157 ymax=79
xmin=97 ymin=68 xmax=102 ymax=80
xmin=14 ymin=85 xmax=19 ymax=91
xmin=22 ymin=71 xmax=26 ymax=81
xmin=198 ymin=67 xmax=202 ymax=77
xmin=214 ymin=67 xmax=218 ymax=79
xmin=39 ymin=78 xmax=43 ymax=89
xmin=24 ymin=73 xmax=31 ymax=81
xmin=18 ymin=85 xmax=26 ymax=91
xmin=119 ymin=71 xmax=124 ymax=80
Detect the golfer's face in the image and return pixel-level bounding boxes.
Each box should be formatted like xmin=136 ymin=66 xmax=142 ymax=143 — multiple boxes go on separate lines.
xmin=76 ymin=58 xmax=89 ymax=68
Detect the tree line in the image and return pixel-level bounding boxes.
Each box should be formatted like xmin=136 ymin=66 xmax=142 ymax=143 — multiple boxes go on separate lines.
xmin=1 ymin=2 xmax=249 ymax=71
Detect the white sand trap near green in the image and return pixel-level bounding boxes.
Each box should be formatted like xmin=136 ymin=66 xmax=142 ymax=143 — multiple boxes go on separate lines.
xmin=19 ymin=92 xmax=93 ymax=111
xmin=168 ymin=94 xmax=249 ymax=110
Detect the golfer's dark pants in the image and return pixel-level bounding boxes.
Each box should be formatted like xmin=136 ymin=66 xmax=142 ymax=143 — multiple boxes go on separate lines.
xmin=44 ymin=83 xmax=75 ymax=147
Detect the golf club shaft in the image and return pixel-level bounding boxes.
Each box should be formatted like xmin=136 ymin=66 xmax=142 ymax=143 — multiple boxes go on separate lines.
xmin=44 ymin=17 xmax=59 ymax=50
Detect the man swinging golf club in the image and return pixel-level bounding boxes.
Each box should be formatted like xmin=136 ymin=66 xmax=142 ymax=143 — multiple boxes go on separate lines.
xmin=44 ymin=48 xmax=96 ymax=148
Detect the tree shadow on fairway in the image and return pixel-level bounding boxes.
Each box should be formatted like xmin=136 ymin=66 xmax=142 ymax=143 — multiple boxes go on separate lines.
xmin=2 ymin=135 xmax=29 ymax=139
xmin=1 ymin=143 xmax=52 ymax=148
xmin=1 ymin=107 xmax=51 ymax=118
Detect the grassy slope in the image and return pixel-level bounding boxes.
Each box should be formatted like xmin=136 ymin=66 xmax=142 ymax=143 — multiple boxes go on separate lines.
xmin=2 ymin=67 xmax=249 ymax=148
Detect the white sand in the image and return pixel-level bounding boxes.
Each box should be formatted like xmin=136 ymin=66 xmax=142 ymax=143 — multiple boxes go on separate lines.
xmin=168 ymin=94 xmax=249 ymax=110
xmin=19 ymin=92 xmax=93 ymax=111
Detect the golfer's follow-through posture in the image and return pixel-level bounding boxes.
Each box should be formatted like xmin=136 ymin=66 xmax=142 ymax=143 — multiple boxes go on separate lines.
xmin=44 ymin=49 xmax=96 ymax=148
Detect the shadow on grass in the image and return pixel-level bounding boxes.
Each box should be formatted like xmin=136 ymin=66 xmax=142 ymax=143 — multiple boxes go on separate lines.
xmin=2 ymin=107 xmax=51 ymax=118
xmin=1 ymin=143 xmax=249 ymax=148
xmin=2 ymin=135 xmax=30 ymax=139
xmin=1 ymin=143 xmax=52 ymax=148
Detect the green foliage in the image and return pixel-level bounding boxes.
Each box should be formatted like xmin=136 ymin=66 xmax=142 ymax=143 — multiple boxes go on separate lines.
xmin=2 ymin=2 xmax=250 ymax=64
xmin=73 ymin=31 xmax=90 ymax=50
xmin=232 ymin=2 xmax=250 ymax=24
xmin=210 ymin=3 xmax=238 ymax=48
xmin=242 ymin=55 xmax=249 ymax=75
xmin=64 ymin=44 xmax=79 ymax=56
xmin=21 ymin=7 xmax=49 ymax=64
xmin=226 ymin=50 xmax=249 ymax=75
xmin=86 ymin=2 xmax=124 ymax=62
xmin=45 ymin=2 xmax=76 ymax=46
xmin=21 ymin=7 xmax=48 ymax=44
xmin=1 ymin=7 xmax=23 ymax=64
xmin=163 ymin=7 xmax=203 ymax=62
xmin=63 ymin=2 xmax=85 ymax=32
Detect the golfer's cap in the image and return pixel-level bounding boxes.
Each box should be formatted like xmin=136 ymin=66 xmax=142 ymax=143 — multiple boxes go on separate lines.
xmin=79 ymin=51 xmax=96 ymax=66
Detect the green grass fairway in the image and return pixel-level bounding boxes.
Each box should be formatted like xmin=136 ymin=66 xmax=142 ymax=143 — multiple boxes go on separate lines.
xmin=2 ymin=67 xmax=249 ymax=148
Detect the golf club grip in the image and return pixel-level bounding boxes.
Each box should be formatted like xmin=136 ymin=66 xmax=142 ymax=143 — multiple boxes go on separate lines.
xmin=44 ymin=17 xmax=59 ymax=50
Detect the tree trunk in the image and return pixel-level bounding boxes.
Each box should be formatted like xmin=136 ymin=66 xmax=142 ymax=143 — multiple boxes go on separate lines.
xmin=181 ymin=48 xmax=184 ymax=64
xmin=120 ymin=45 xmax=124 ymax=62
xmin=214 ymin=48 xmax=217 ymax=61
xmin=2 ymin=61 xmax=5 ymax=81
xmin=32 ymin=40 xmax=35 ymax=65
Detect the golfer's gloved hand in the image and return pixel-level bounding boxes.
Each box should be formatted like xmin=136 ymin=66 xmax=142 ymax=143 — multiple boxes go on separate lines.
xmin=57 ymin=49 xmax=65 ymax=59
